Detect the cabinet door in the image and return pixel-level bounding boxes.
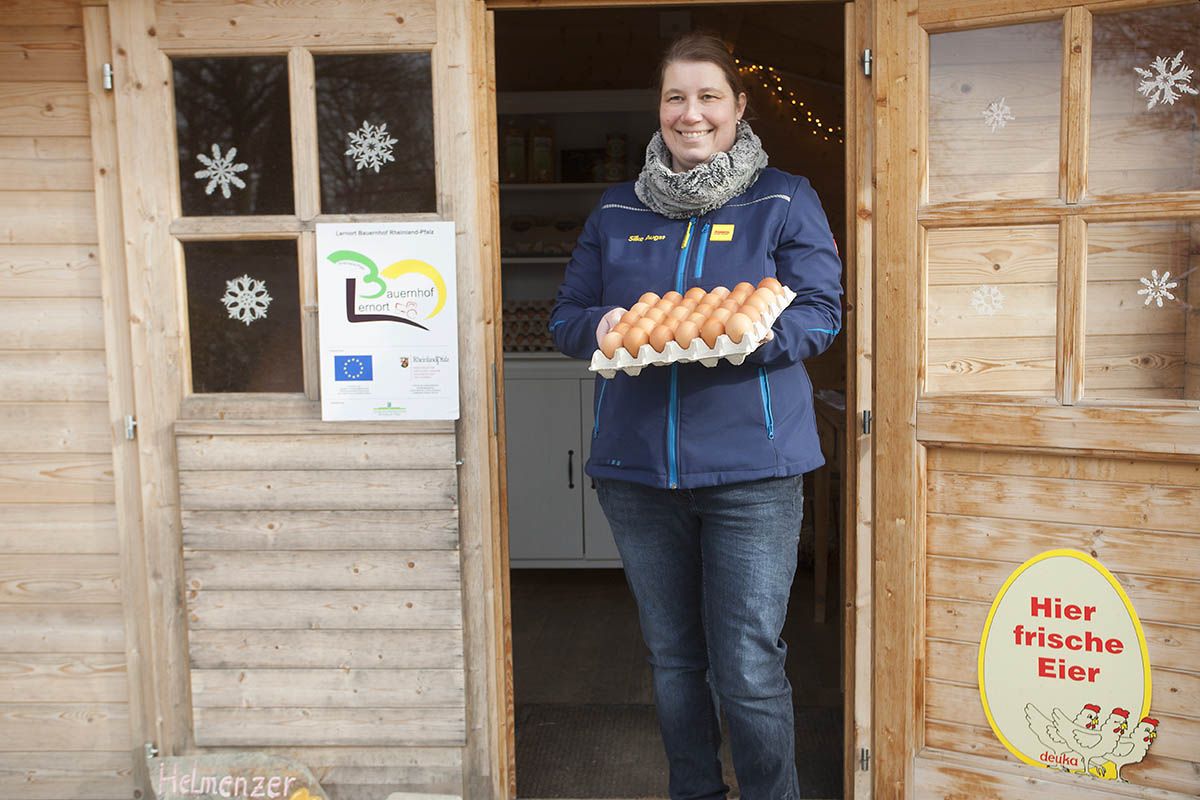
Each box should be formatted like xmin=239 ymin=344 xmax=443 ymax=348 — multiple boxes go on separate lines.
xmin=579 ymin=378 xmax=620 ymax=562
xmin=504 ymin=378 xmax=583 ymax=560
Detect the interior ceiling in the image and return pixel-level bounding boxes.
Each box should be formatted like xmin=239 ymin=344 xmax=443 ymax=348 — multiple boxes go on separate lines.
xmin=494 ymin=4 xmax=846 ymax=92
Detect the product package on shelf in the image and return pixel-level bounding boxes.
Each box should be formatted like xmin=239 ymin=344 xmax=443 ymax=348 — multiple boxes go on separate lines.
xmin=502 ymin=299 xmax=557 ymax=352
xmin=589 ymin=279 xmax=795 ymax=378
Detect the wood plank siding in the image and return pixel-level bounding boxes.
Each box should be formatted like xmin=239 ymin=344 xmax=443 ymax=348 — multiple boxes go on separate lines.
xmin=0 ymin=3 xmax=134 ymax=798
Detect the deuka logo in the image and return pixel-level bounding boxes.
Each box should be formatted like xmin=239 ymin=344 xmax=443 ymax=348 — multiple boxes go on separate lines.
xmin=327 ymin=249 xmax=447 ymax=330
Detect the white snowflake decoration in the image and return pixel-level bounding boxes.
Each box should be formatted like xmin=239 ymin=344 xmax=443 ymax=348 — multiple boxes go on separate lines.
xmin=1134 ymin=50 xmax=1198 ymax=110
xmin=221 ymin=274 xmax=272 ymax=326
xmin=1137 ymin=269 xmax=1178 ymax=308
xmin=194 ymin=143 xmax=249 ymax=199
xmin=345 ymin=120 xmax=398 ymax=173
xmin=982 ymin=97 xmax=1015 ymax=133
xmin=970 ymin=284 xmax=1005 ymax=316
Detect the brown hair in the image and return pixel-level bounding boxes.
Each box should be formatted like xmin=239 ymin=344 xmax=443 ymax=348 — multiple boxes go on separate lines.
xmin=655 ymin=32 xmax=750 ymax=117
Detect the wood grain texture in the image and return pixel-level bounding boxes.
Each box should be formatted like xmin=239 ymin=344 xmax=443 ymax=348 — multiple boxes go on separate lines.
xmin=0 ymin=402 xmax=111 ymax=453
xmin=0 ymin=604 xmax=125 ymax=653
xmin=0 ymin=81 xmax=88 ymax=136
xmin=176 ymin=433 xmax=457 ymax=471
xmin=0 ymin=297 xmax=104 ymax=348
xmin=0 ymin=191 xmax=97 ymax=243
xmin=188 ymin=589 xmax=462 ymax=630
xmin=181 ymin=509 xmax=459 ymax=550
xmin=0 ymin=653 xmax=128 ymax=703
xmin=0 ymin=750 xmax=133 ymax=799
xmin=183 ymin=550 xmax=461 ymax=591
xmin=178 ymin=469 xmax=457 ymax=511
xmin=0 ymin=703 xmax=129 ymax=752
xmin=154 ymin=0 xmax=437 ymax=49
xmin=927 ymin=447 xmax=1200 ymax=487
xmin=0 ymin=351 xmax=107 ymax=401
xmin=0 ymin=554 xmax=121 ymax=604
xmin=188 ymin=629 xmax=463 ymax=670
xmin=0 ymin=244 xmax=101 ymax=297
xmin=0 ymin=453 xmax=113 ymax=503
xmin=0 ymin=135 xmax=90 ymax=160
xmin=0 ymin=503 xmax=118 ymax=553
xmin=0 ymin=25 xmax=85 ymax=83
xmin=190 ymin=668 xmax=463 ymax=707
xmin=192 ymin=706 xmax=464 ymax=748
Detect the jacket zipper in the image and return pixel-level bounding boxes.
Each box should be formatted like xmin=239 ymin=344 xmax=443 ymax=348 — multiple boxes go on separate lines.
xmin=692 ymin=222 xmax=712 ymax=280
xmin=592 ymin=379 xmax=606 ymax=438
xmin=758 ymin=367 xmax=776 ymax=440
xmin=668 ymin=216 xmax=698 ymax=488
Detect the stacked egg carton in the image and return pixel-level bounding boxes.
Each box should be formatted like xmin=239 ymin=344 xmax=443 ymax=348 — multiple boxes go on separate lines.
xmin=590 ymin=279 xmax=794 ymax=378
xmin=502 ymin=299 xmax=557 ymax=352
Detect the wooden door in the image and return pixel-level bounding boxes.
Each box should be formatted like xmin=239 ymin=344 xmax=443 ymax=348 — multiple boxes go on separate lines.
xmin=107 ymin=1 xmax=506 ymax=796
xmin=874 ymin=0 xmax=1199 ymax=797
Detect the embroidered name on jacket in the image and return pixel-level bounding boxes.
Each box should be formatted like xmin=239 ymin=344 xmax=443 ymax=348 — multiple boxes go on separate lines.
xmin=627 ymin=234 xmax=667 ymax=242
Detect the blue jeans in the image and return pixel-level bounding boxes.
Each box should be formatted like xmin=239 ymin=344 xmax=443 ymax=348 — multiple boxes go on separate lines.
xmin=595 ymin=475 xmax=804 ymax=800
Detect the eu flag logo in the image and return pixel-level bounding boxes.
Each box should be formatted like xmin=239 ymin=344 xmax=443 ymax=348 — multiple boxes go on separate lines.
xmin=334 ymin=355 xmax=373 ymax=381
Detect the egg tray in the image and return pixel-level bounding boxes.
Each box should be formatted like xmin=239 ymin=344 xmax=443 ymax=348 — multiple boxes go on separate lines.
xmin=589 ymin=286 xmax=796 ymax=378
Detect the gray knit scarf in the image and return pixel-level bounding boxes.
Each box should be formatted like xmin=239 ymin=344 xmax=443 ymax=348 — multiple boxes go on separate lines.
xmin=634 ymin=119 xmax=768 ymax=219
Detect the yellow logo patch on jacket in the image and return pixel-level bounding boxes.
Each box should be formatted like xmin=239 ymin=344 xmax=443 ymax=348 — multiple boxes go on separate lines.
xmin=710 ymin=224 xmax=735 ymax=242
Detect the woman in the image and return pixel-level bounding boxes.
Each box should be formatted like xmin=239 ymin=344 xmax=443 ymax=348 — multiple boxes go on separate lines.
xmin=548 ymin=32 xmax=843 ymax=800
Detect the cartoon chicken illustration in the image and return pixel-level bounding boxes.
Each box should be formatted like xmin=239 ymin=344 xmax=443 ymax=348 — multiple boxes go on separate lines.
xmin=1090 ymin=717 xmax=1159 ymax=781
xmin=1025 ymin=703 xmax=1099 ymax=770
xmin=1052 ymin=707 xmax=1130 ymax=774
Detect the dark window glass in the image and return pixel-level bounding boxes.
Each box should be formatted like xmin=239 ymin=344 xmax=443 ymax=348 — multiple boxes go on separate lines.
xmin=183 ymin=240 xmax=303 ymax=393
xmin=315 ymin=53 xmax=436 ymax=214
xmin=173 ymin=57 xmax=295 ymax=216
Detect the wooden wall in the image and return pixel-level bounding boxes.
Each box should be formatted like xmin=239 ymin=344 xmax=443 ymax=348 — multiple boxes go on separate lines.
xmin=0 ymin=2 xmax=134 ymax=797
xmin=923 ymin=447 xmax=1200 ymax=796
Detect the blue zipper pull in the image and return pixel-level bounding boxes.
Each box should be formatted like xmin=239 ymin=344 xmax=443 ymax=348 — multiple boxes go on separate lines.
xmin=758 ymin=367 xmax=775 ymax=440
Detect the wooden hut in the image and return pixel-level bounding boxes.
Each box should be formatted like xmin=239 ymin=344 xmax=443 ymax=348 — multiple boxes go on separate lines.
xmin=0 ymin=0 xmax=1195 ymax=799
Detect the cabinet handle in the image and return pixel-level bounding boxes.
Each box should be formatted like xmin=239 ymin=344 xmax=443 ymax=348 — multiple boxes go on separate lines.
xmin=567 ymin=449 xmax=575 ymax=489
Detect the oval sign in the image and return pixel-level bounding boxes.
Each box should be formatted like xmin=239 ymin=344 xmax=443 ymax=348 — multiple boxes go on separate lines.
xmin=978 ymin=549 xmax=1153 ymax=776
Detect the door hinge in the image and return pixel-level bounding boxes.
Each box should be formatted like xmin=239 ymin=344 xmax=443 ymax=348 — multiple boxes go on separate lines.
xmin=145 ymin=741 xmax=159 ymax=760
xmin=861 ymin=409 xmax=872 ymax=435
xmin=861 ymin=49 xmax=872 ymax=77
xmin=102 ymin=63 xmax=114 ymax=91
xmin=124 ymin=414 xmax=138 ymax=440
xmin=860 ymin=747 xmax=871 ymax=771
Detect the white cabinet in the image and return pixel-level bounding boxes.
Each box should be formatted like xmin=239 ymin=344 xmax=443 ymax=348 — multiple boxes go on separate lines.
xmin=504 ymin=356 xmax=620 ymax=568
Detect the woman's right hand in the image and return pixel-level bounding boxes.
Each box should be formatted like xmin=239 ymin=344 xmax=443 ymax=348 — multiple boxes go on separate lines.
xmin=596 ymin=306 xmax=628 ymax=345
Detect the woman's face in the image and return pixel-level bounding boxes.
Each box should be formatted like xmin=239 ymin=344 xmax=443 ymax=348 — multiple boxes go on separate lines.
xmin=659 ymin=60 xmax=747 ymax=173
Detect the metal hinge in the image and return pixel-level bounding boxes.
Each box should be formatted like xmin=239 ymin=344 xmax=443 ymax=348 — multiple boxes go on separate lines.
xmin=861 ymin=409 xmax=872 ymax=435
xmin=860 ymin=747 xmax=871 ymax=771
xmin=145 ymin=741 xmax=159 ymax=760
xmin=861 ymin=49 xmax=872 ymax=77
xmin=124 ymin=414 xmax=138 ymax=440
xmin=102 ymin=63 xmax=114 ymax=91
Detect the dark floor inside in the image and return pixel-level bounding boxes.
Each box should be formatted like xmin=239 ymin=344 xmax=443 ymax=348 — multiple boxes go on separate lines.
xmin=511 ymin=522 xmax=843 ymax=799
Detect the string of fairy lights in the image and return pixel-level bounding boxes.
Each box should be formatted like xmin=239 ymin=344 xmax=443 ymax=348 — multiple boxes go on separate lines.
xmin=735 ymin=59 xmax=844 ymax=145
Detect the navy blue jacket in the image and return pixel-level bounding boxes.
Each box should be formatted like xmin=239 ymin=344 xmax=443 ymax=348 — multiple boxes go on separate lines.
xmin=549 ymin=167 xmax=843 ymax=489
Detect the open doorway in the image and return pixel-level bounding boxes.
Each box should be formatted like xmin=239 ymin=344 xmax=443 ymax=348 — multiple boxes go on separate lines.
xmin=494 ymin=5 xmax=850 ymax=797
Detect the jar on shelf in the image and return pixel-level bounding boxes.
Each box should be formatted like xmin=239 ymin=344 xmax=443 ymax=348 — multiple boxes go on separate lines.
xmin=502 ymin=118 xmax=526 ymax=183
xmin=604 ymin=133 xmax=627 ymax=182
xmin=528 ymin=118 xmax=555 ymax=183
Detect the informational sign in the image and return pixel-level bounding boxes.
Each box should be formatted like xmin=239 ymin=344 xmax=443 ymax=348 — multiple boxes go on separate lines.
xmin=316 ymin=222 xmax=459 ymax=420
xmin=150 ymin=752 xmax=324 ymax=800
xmin=978 ymin=549 xmax=1161 ymax=782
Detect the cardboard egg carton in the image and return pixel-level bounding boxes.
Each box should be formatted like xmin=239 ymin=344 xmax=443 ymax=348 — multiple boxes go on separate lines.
xmin=589 ymin=286 xmax=796 ymax=378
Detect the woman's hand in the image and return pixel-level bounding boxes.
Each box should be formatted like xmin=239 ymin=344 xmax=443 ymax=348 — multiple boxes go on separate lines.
xmin=596 ymin=307 xmax=628 ymax=346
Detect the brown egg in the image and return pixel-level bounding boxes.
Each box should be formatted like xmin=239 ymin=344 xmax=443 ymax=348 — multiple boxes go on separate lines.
xmin=655 ymin=300 xmax=677 ymax=315
xmin=738 ymin=304 xmax=762 ymax=324
xmin=662 ymin=291 xmax=683 ymax=305
xmin=628 ymin=301 xmax=651 ymax=319
xmin=751 ymin=287 xmax=777 ymax=308
xmin=711 ymin=307 xmax=733 ymax=324
xmin=649 ymin=324 xmax=674 ymax=353
xmin=600 ymin=331 xmax=624 ymax=358
xmin=614 ymin=321 xmax=632 ymax=335
xmin=709 ymin=286 xmax=731 ymax=301
xmin=719 ymin=298 xmax=741 ymax=314
xmin=638 ymin=292 xmax=661 ymax=306
xmin=700 ymin=318 xmax=725 ymax=348
xmin=732 ymin=281 xmax=756 ymax=298
xmin=687 ymin=311 xmax=709 ymax=325
xmin=668 ymin=305 xmax=691 ymax=322
xmin=758 ymin=276 xmax=784 ymax=295
xmin=674 ymin=320 xmax=700 ymax=348
xmin=684 ymin=287 xmax=707 ymax=302
xmin=681 ymin=297 xmax=699 ymax=311
xmin=619 ymin=310 xmax=640 ymax=326
xmin=645 ymin=307 xmax=666 ymax=323
xmin=725 ymin=313 xmax=754 ymax=344
xmin=742 ymin=295 xmax=769 ymax=316
xmin=623 ymin=326 xmax=650 ymax=354
xmin=665 ymin=316 xmax=681 ymax=332
xmin=695 ymin=303 xmax=717 ymax=319
xmin=635 ymin=317 xmax=657 ymax=334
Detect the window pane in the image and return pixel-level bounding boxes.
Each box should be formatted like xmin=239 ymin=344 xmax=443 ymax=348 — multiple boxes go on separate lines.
xmin=1083 ymin=220 xmax=1197 ymax=401
xmin=1089 ymin=4 xmax=1200 ymax=196
xmin=315 ymin=53 xmax=436 ymax=214
xmin=925 ymin=225 xmax=1059 ymax=395
xmin=183 ymin=240 xmax=303 ymax=393
xmin=173 ymin=57 xmax=295 ymax=216
xmin=928 ymin=21 xmax=1063 ymax=203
